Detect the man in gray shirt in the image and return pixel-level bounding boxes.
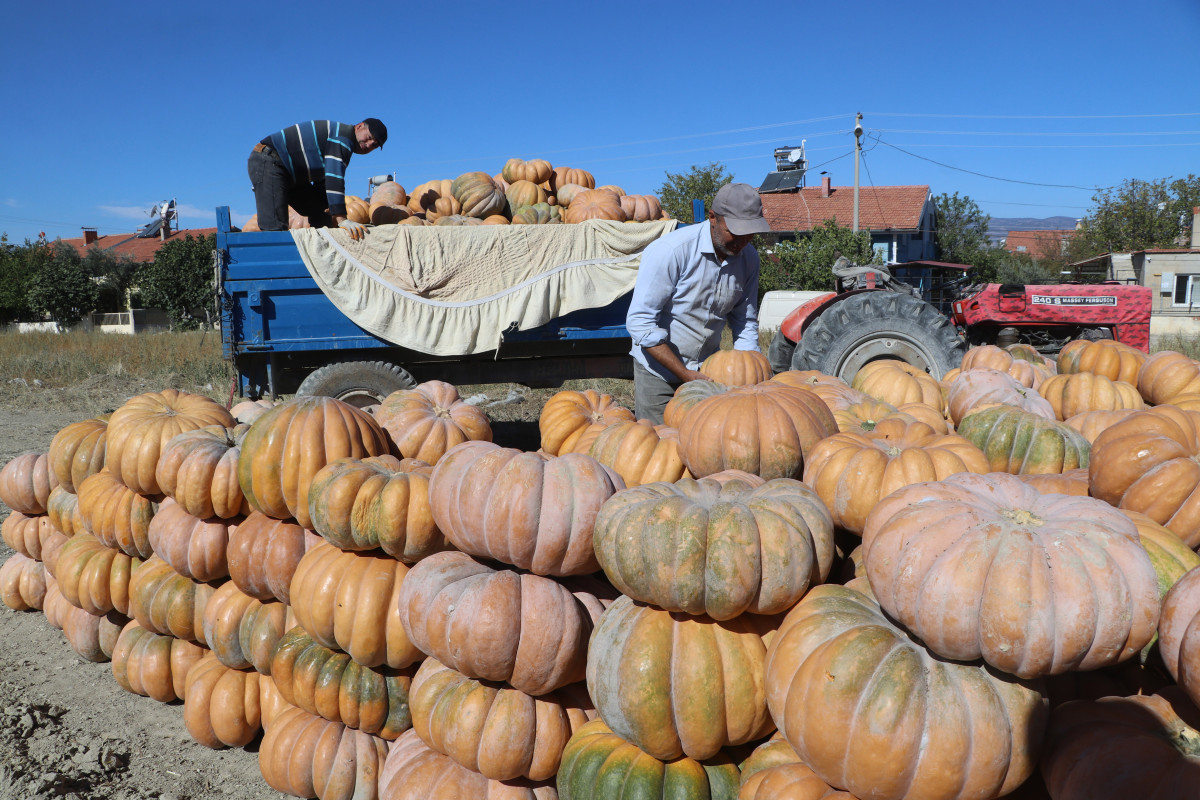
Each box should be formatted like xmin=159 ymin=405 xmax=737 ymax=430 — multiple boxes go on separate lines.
xmin=626 ymin=183 xmax=771 ymax=424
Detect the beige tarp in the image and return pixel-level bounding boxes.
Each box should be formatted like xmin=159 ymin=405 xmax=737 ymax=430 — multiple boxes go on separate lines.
xmin=291 ymin=219 xmax=676 ymax=356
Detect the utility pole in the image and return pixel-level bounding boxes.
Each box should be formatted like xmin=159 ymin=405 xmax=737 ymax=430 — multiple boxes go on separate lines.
xmin=853 ymin=112 xmax=863 ymax=233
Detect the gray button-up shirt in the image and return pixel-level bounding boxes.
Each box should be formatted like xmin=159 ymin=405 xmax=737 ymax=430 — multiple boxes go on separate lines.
xmin=626 ymin=220 xmax=760 ymax=382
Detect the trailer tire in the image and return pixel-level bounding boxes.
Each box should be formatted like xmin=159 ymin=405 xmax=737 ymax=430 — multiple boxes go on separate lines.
xmin=791 ymin=291 xmax=965 ymax=382
xmin=296 ymin=360 xmax=417 ymax=409
xmin=768 ymin=330 xmax=797 ymax=374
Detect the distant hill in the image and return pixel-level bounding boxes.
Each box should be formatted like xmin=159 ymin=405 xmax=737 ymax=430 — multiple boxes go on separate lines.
xmin=986 ymin=216 xmax=1079 ymax=245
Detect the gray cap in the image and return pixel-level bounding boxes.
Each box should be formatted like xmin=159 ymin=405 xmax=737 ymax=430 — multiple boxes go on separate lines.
xmin=712 ymin=183 xmax=772 ymax=235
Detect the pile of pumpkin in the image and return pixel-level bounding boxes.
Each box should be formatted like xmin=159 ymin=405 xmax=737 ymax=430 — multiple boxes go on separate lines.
xmin=3 ymin=336 xmax=1200 ymax=800
xmin=241 ymin=156 xmax=668 ymax=231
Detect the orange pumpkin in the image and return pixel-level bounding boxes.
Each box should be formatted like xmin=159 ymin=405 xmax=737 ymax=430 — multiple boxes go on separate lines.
xmin=451 ymin=171 xmax=506 ymax=218
xmin=47 ymin=416 xmax=108 ymax=493
xmin=76 ymin=469 xmax=155 ymax=559
xmin=619 ymin=194 xmax=664 ymax=222
xmin=1014 ymin=468 xmax=1091 ymax=496
xmin=44 ymin=579 xmax=126 ymax=663
xmin=1058 ymin=338 xmax=1146 ymax=384
xmin=547 ymin=166 xmax=595 ymax=192
xmin=946 ymin=367 xmax=1056 ymax=425
xmin=54 ymin=533 xmax=140 ymax=616
xmin=46 ymin=484 xmax=85 ymax=536
xmin=226 ymin=510 xmax=309 ymax=604
xmin=1137 ymin=350 xmax=1200 ymax=404
xmin=183 ymin=654 xmax=263 ymax=748
xmin=127 ymin=555 xmax=215 ymax=645
xmin=1159 ymin=569 xmax=1200 ymax=707
xmin=146 ymin=498 xmax=235 ymax=583
xmin=563 ymin=188 xmax=627 ymax=223
xmin=852 ymin=360 xmax=945 ymax=412
xmin=0 ymin=451 xmax=59 ymax=515
xmin=380 ymin=729 xmax=557 ymax=800
xmin=1063 ymin=408 xmax=1138 ymax=443
xmin=662 ymin=380 xmax=732 ymax=430
xmin=407 ymin=178 xmax=462 ymax=220
xmin=111 ymin=619 xmax=205 ymax=702
xmin=155 ymin=424 xmax=249 ymax=520
xmin=539 ymin=389 xmax=634 ymax=456
xmin=699 ymin=349 xmax=772 ymax=386
xmin=258 ymin=706 xmax=390 ymax=799
xmin=375 ymin=380 xmax=492 ymax=464
xmin=502 ymin=158 xmax=553 ymax=186
xmin=343 ymin=195 xmax=370 ymax=224
xmin=505 ymin=179 xmax=549 ymax=211
xmin=0 ymin=552 xmax=47 ymax=611
xmin=553 ymin=183 xmax=589 ymax=208
xmin=586 ymin=420 xmax=690 ymax=487
xmin=1 ymin=511 xmax=51 ymax=561
xmin=202 ymin=579 xmax=293 ymax=674
xmin=1038 ymin=372 xmax=1145 ymax=420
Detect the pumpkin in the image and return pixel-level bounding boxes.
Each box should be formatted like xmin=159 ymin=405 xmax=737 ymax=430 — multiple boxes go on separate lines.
xmin=764 ymin=580 xmax=1047 ymax=800
xmin=233 ymin=400 xmax=275 ymax=425
xmin=451 ymin=171 xmax=507 ymax=218
xmin=271 ymin=626 xmax=415 ymax=740
xmin=852 ymin=360 xmax=945 ymax=412
xmin=237 ymin=395 xmax=390 ymax=529
xmin=502 ymin=158 xmax=553 ymax=186
xmin=596 ymin=184 xmax=626 ymax=197
xmin=407 ymin=178 xmax=462 ymax=220
xmin=343 ymin=195 xmax=370 ymax=224
xmin=375 ymin=380 xmax=492 ymax=464
xmin=381 ymin=728 xmax=557 ymax=800
xmin=370 ymin=181 xmax=407 ymax=209
xmin=54 ymin=532 xmax=140 ymax=616
xmin=202 ymin=579 xmax=293 ymax=673
xmin=554 ymin=183 xmax=590 ymax=208
xmin=1063 ymin=408 xmax=1137 ymax=443
xmin=44 ymin=579 xmax=126 ymax=663
xmin=429 ymin=441 xmax=622 ymax=576
xmin=226 ymin=510 xmax=310 ymax=604
xmin=46 ymin=484 xmax=85 ymax=536
xmin=594 ymin=477 xmax=833 ymax=618
xmin=862 ymin=472 xmax=1160 ymax=677
xmin=563 ymin=189 xmax=627 ymax=223
xmin=289 ymin=541 xmax=421 ymax=669
xmin=1089 ymin=405 xmax=1200 ymax=548
xmin=539 ymin=389 xmax=634 ymax=456
xmin=1126 ymin=510 xmax=1200 ymax=604
xmin=585 ymin=420 xmax=690 ymax=487
xmin=370 ymin=202 xmax=411 ymax=225
xmin=396 ymin=550 xmax=615 ymax=695
xmin=700 ymin=349 xmax=773 ymax=386
xmin=1058 ymin=338 xmax=1146 ymax=384
xmin=742 ymin=762 xmax=856 ymax=800
xmin=556 ymin=719 xmax=740 ymax=800
xmin=506 ymin=179 xmax=549 ymax=211
xmin=1038 ymin=372 xmax=1145 ymax=420
xmin=111 ymin=620 xmax=206 ymax=702
xmin=39 ymin=526 xmax=70 ymax=578
xmin=0 ymin=552 xmax=47 ymax=611
xmin=146 ymin=498 xmax=235 ymax=583
xmin=830 ymin=399 xmax=906 ymax=435
xmin=410 ymin=656 xmax=594 ymax=781
xmin=0 ymin=451 xmax=58 ymax=515
xmin=258 ymin=705 xmax=390 ymax=800
xmin=47 ymin=416 xmax=108 ymax=493
xmin=183 ymin=654 xmax=263 ymax=748
xmin=956 ymin=405 xmax=1091 ymax=474
xmin=619 ymin=194 xmax=663 ymax=222
xmin=677 ymin=383 xmax=838 ymax=480
xmin=511 ymin=202 xmax=563 ymax=225
xmin=1014 ymin=468 xmax=1090 ymax=496
xmin=104 ymin=389 xmax=234 ymax=495
xmin=662 ymin=380 xmax=732 ymax=430
xmin=1 ymin=510 xmax=51 ymax=561
xmin=76 ymin=469 xmax=156 ymax=559
xmin=1137 ymin=350 xmax=1200 ymax=404
xmin=128 ymin=555 xmax=214 ymax=645
xmin=804 ymin=427 xmax=989 ymax=534
xmin=548 ymin=166 xmax=596 ymax=192
xmin=1158 ymin=568 xmax=1200 ymax=707
xmin=434 ymin=214 xmax=485 ymax=226
xmin=945 ymin=367 xmax=1056 ymax=425
xmin=307 ymin=455 xmax=445 ymax=562
xmin=482 ymin=214 xmax=509 ymax=225
xmin=155 ymin=424 xmax=249 ymax=520
xmin=586 ymin=594 xmax=776 ymax=760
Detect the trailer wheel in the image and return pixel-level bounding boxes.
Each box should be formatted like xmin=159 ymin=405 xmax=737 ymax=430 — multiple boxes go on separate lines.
xmin=768 ymin=330 xmax=797 ymax=374
xmin=791 ymin=291 xmax=965 ymax=382
xmin=296 ymin=360 xmax=417 ymax=408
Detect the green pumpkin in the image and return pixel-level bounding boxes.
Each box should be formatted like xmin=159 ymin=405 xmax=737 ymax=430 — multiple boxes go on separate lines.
xmin=957 ymin=404 xmax=1090 ymax=474
xmin=450 ymin=172 xmax=506 ymax=218
xmin=511 ymin=202 xmax=563 ymax=225
xmin=557 ymin=719 xmax=739 ymax=800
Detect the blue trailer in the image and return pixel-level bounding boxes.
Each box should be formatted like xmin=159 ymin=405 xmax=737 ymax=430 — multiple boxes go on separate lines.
xmin=216 ymin=206 xmax=675 ymax=405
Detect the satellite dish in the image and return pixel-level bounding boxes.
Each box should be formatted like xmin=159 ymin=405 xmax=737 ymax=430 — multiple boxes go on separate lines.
xmin=787 ymin=148 xmax=804 ymax=164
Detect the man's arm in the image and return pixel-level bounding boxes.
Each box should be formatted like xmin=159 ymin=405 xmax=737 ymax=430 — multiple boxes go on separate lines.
xmin=728 ymin=249 xmax=762 ymax=351
xmin=627 ymin=241 xmax=710 ymax=383
xmin=322 ymin=122 xmax=353 ymax=218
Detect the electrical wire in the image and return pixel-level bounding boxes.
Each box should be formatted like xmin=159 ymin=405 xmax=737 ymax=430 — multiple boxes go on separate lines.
xmin=867 ymin=111 xmax=1200 ymax=120
xmin=874 ymin=128 xmax=1200 ymax=137
xmin=870 ymin=135 xmax=1095 ymax=190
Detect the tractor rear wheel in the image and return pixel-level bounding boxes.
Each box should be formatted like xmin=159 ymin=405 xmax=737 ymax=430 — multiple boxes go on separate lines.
xmin=791 ymin=291 xmax=965 ymax=382
xmin=296 ymin=360 xmax=417 ymax=409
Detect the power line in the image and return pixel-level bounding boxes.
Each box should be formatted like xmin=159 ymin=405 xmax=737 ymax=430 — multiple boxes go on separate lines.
xmin=876 ymin=141 xmax=1200 ymax=149
xmin=876 ymin=128 xmax=1200 ymax=137
xmin=868 ymin=111 xmax=1200 ymax=120
xmin=871 ymin=135 xmax=1096 ymax=191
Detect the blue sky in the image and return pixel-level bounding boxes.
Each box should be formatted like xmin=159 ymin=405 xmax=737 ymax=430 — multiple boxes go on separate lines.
xmin=2 ymin=0 xmax=1198 ymax=243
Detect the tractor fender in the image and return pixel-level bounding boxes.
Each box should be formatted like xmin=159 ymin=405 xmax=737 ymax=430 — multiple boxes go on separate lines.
xmin=779 ymin=291 xmax=852 ymax=343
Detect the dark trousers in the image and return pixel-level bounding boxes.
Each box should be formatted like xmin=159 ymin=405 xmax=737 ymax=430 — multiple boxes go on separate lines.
xmin=247 ymin=149 xmax=334 ymax=231
xmin=633 ymin=360 xmax=681 ymax=425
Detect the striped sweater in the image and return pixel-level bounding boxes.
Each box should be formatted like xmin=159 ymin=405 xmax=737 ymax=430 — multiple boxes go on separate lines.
xmin=262 ymin=121 xmax=357 ymax=216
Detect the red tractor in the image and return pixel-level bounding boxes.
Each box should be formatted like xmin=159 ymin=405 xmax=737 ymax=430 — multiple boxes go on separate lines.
xmin=767 ymin=259 xmax=1152 ymax=382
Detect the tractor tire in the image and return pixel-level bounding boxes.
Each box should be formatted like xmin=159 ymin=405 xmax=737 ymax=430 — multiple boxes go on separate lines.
xmin=296 ymin=360 xmax=417 ymax=409
xmin=791 ymin=291 xmax=965 ymax=382
xmin=768 ymin=330 xmax=797 ymax=374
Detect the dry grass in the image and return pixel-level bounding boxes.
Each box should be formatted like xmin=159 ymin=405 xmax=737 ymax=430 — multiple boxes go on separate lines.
xmin=1152 ymin=334 xmax=1200 ymax=359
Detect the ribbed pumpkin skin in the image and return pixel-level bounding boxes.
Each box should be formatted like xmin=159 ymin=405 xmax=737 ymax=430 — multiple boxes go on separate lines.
xmin=46 ymin=484 xmax=84 ymax=537
xmin=678 ymin=383 xmax=837 ymax=480
xmin=1039 ymin=372 xmax=1145 ymax=420
xmin=225 ymin=510 xmax=309 ymax=604
xmin=0 ymin=451 xmax=59 ymax=514
xmin=862 ymin=472 xmax=1160 ymax=678
xmin=511 ymin=202 xmax=563 ymax=224
xmin=620 ymin=194 xmax=664 ymax=222
xmin=1040 ymin=690 xmax=1200 ymax=800
xmin=586 ymin=595 xmax=774 ymax=760
xmin=1063 ymin=408 xmax=1137 ymax=443
xmin=563 ymin=189 xmax=627 ymax=223
xmin=451 ymin=171 xmax=507 ymax=218
xmin=852 ymin=360 xmax=945 ymax=411
xmin=183 ymin=654 xmax=263 ymax=748
xmin=48 ymin=416 xmax=108 ymax=493
xmin=410 ymin=657 xmax=594 ymax=781
xmin=1127 ymin=509 xmax=1200 ymax=612
xmin=375 ymin=380 xmax=493 ymax=465
xmin=742 ymin=763 xmax=857 ymax=800
xmin=407 ymin=178 xmax=461 ymax=218
xmin=1158 ymin=569 xmax=1200 ymax=706
xmin=804 ymin=426 xmax=988 ymax=534
xmin=111 ymin=620 xmax=206 ymax=702
xmin=127 ymin=555 xmax=214 ymax=645
xmin=104 ymin=389 xmax=234 ymax=496
xmin=270 ymin=626 xmax=414 ymax=740
xmin=146 ymin=498 xmax=235 ymax=583
xmin=1 ymin=511 xmax=50 ymax=560
xmin=957 ymin=346 xmax=1052 ymax=389
xmin=594 ymin=477 xmax=833 ymax=619
xmin=946 ymin=368 xmax=1056 ymax=425
xmin=76 ymin=469 xmax=156 ymax=559
xmin=1138 ymin=350 xmax=1200 ymax=404
xmin=44 ymin=581 xmax=126 ymax=663
xmin=663 ymin=380 xmax=731 ymax=430
xmin=700 ymin=350 xmax=773 ymax=387
xmin=307 ymin=455 xmax=446 ymax=562
xmin=237 ymin=395 xmax=390 ymax=529
xmin=1015 ymin=468 xmax=1090 ymax=496
xmin=956 ymin=405 xmax=1091 ymax=475
xmin=502 ymin=158 xmax=553 ymax=186
xmin=764 ymin=581 xmax=1047 ymax=800
xmin=382 ymin=728 xmax=558 ymax=800
xmin=397 ymin=550 xmax=614 ymax=696
xmin=289 ymin=541 xmax=421 ymax=670
xmin=539 ymin=389 xmax=634 ymax=456
xmin=0 ymin=552 xmax=47 ymax=611
xmin=155 ymin=424 xmax=249 ymax=520
xmin=554 ymin=183 xmax=589 ymax=208
xmin=556 ymin=719 xmax=740 ymax=800
xmin=258 ymin=706 xmax=390 ymax=800
xmin=549 ymin=166 xmax=595 ymax=192
xmin=831 ymin=399 xmax=905 ymax=434
xmin=1058 ymin=339 xmax=1146 ymax=384
xmin=506 ymin=179 xmax=549 ymax=211
xmin=1089 ymin=405 xmax=1200 ymax=548
xmin=54 ymin=533 xmax=140 ymax=616
xmin=429 ymin=441 xmax=622 ymax=576
xmin=586 ymin=420 xmax=690 ymax=487
xmin=202 ymin=580 xmax=293 ymax=673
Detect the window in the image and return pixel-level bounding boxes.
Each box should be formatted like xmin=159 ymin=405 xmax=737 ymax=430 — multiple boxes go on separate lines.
xmin=1017 ymin=245 xmax=1027 ymax=252
xmin=873 ymin=242 xmax=888 ymax=263
xmin=1173 ymin=274 xmax=1200 ymax=306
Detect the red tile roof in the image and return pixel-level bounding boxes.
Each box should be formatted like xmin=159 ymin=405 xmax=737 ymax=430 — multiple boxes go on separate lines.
xmin=760 ymin=185 xmax=931 ymax=233
xmin=55 ymin=227 xmax=218 ymax=262
xmin=1004 ymin=229 xmax=1075 ymax=259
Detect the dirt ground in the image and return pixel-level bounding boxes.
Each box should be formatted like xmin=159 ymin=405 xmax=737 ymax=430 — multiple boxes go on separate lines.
xmin=0 ymin=377 xmax=631 ymax=800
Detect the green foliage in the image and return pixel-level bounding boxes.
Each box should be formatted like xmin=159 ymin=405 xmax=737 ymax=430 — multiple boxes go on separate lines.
xmin=0 ymin=238 xmax=35 ymax=325
xmin=658 ymin=162 xmax=733 ymax=223
xmin=758 ymin=219 xmax=876 ymax=299
xmin=137 ymin=233 xmax=217 ymax=330
xmin=934 ymin=192 xmax=995 ymax=268
xmin=82 ymin=246 xmax=142 ymax=312
xmin=1070 ymin=175 xmax=1200 ymax=260
xmin=26 ymin=241 xmax=100 ymax=328
xmin=992 ymin=251 xmax=1064 ymax=285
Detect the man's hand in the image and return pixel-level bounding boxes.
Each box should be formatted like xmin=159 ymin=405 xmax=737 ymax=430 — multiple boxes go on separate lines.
xmin=338 ymin=218 xmax=367 ymax=240
xmin=681 ymin=369 xmax=712 ymax=383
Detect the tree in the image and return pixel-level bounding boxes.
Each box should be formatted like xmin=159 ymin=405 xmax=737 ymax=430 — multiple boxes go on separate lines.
xmin=934 ymin=192 xmax=995 ymax=267
xmin=758 ymin=219 xmax=876 ymax=299
xmin=137 ymin=233 xmax=217 ymax=329
xmin=0 ymin=236 xmax=35 ymax=325
xmin=658 ymin=162 xmax=733 ymax=223
xmin=1069 ymin=175 xmax=1200 ymax=260
xmin=26 ymin=241 xmax=100 ymax=328
xmin=82 ymin=246 xmax=141 ymax=312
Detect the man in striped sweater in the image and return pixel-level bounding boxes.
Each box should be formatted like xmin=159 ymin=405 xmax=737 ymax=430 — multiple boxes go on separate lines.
xmin=247 ymin=118 xmax=387 ymax=239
